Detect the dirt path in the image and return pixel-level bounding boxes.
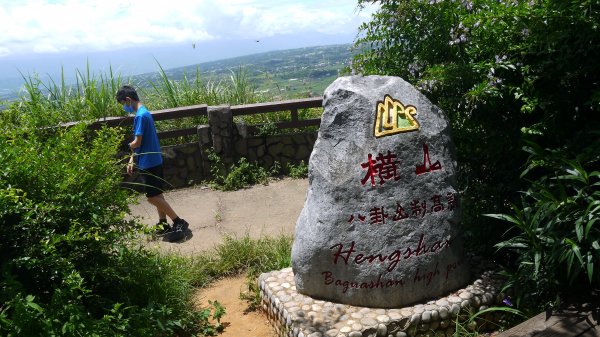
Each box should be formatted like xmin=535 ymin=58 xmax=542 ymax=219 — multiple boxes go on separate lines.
xmin=195 ymin=275 xmax=278 ymax=337
xmin=128 ymin=178 xmax=308 ymax=336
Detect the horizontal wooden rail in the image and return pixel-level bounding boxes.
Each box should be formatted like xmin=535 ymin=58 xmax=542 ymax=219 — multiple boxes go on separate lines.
xmin=86 ymin=98 xmax=322 ymax=140
xmin=231 ymin=97 xmax=322 ymax=116
xmin=88 ymin=104 xmax=208 ymax=129
xmin=152 ymin=104 xmax=208 ymax=121
xmin=231 ymin=97 xmax=323 ymax=137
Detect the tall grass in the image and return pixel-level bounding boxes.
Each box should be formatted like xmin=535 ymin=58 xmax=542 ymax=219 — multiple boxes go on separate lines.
xmin=227 ymin=66 xmax=256 ymax=105
xmin=3 ymin=61 xmax=264 ymax=127
xmin=142 ymin=62 xmax=260 ymax=110
xmin=1 ymin=60 xmax=323 ymax=140
xmin=18 ymin=62 xmax=125 ymax=124
xmin=74 ymin=64 xmax=124 ymax=120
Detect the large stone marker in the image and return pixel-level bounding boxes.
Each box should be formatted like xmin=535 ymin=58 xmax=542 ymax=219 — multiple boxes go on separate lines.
xmin=291 ymin=75 xmax=470 ymax=308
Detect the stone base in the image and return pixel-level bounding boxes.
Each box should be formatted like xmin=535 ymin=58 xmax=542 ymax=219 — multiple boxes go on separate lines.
xmin=259 ymin=268 xmax=506 ymax=337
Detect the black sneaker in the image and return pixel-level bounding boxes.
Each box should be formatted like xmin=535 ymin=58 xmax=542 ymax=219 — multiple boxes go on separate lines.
xmin=167 ymin=218 xmax=189 ymax=242
xmin=154 ymin=220 xmax=173 ymax=236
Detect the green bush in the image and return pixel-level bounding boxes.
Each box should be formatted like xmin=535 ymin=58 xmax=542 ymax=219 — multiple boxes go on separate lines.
xmin=488 ymin=139 xmax=600 ymax=308
xmin=0 ymin=124 xmax=222 ymax=336
xmin=224 ymin=157 xmax=270 ymax=190
xmin=0 ymin=124 xmax=133 ymax=299
xmin=286 ymin=160 xmax=309 ymax=179
xmin=206 ymin=147 xmax=310 ymax=191
xmin=207 ymin=149 xmax=271 ymax=191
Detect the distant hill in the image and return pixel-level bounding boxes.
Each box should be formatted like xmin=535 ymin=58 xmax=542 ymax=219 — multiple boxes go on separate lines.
xmin=1 ymin=44 xmax=354 ymax=103
xmin=0 ymin=76 xmax=25 ymax=102
xmin=136 ymin=44 xmax=353 ymax=99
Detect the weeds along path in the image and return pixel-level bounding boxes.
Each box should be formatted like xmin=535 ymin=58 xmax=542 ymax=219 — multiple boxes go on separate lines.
xmin=128 ymin=177 xmax=308 ymax=254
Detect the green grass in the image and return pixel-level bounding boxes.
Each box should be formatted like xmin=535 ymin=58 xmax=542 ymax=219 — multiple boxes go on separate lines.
xmin=142 ymin=233 xmax=293 ymax=291
xmin=172 ymin=234 xmax=293 ymax=312
xmin=451 ymin=306 xmax=525 ymax=336
xmin=205 ymin=146 xmax=309 ymax=191
xmin=115 ymin=233 xmax=293 ymax=300
xmin=189 ymin=234 xmax=293 ymax=286
xmin=209 ymin=234 xmax=293 ymax=311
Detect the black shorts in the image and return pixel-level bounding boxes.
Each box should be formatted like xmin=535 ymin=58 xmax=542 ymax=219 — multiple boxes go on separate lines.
xmin=139 ymin=165 xmax=165 ymax=198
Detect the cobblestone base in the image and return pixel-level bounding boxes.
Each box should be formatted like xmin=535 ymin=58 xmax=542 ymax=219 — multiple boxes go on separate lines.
xmin=259 ymin=268 xmax=505 ymax=337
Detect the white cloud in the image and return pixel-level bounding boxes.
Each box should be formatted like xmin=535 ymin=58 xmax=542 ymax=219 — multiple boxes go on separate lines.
xmin=0 ymin=0 xmax=376 ymax=58
xmin=0 ymin=47 xmax=10 ymax=57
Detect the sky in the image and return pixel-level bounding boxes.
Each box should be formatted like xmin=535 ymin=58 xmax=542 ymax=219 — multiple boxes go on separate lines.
xmin=0 ymin=0 xmax=376 ymax=97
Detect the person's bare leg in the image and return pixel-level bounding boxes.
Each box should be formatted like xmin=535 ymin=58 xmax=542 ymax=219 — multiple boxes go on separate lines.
xmin=154 ymin=195 xmax=167 ymax=220
xmin=147 ymin=194 xmax=178 ymax=221
xmin=157 ymin=209 xmax=167 ymax=220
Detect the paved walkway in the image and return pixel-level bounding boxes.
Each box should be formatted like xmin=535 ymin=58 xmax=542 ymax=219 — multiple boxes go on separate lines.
xmin=128 ymin=178 xmax=308 ymax=255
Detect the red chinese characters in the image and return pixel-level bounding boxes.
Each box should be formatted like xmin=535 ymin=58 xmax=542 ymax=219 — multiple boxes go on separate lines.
xmin=361 ymin=151 xmax=401 ymax=186
xmin=393 ymin=203 xmax=409 ymax=221
xmin=348 ymin=214 xmax=367 ymax=223
xmin=410 ymin=200 xmax=427 ymax=218
xmin=369 ymin=206 xmax=389 ymax=224
xmin=415 ymin=143 xmax=442 ymax=175
xmin=351 ymin=143 xmax=453 ymax=225
xmin=360 ymin=144 xmax=442 ymax=187
xmin=347 ymin=192 xmax=457 ymax=224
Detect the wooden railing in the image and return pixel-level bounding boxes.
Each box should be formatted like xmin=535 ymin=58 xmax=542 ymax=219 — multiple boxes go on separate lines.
xmin=87 ymin=97 xmax=323 ymax=140
xmin=231 ymin=97 xmax=323 ymax=133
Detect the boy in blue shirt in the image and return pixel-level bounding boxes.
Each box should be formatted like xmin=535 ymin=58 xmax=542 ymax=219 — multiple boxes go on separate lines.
xmin=116 ymin=85 xmax=189 ymax=242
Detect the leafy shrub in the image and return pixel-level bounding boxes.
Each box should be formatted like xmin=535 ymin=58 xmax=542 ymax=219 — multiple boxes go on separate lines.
xmin=488 ymin=139 xmax=600 ymax=308
xmin=354 ymin=0 xmax=599 ymax=138
xmin=0 ymin=124 xmax=222 ymax=336
xmin=223 ymin=158 xmax=270 ymax=190
xmin=254 ymin=120 xmax=279 ymax=137
xmin=207 ymin=149 xmax=270 ymax=191
xmin=286 ymin=160 xmax=308 ymax=179
xmin=0 ymin=247 xmax=225 ymax=337
xmin=0 ymin=124 xmax=133 ymax=299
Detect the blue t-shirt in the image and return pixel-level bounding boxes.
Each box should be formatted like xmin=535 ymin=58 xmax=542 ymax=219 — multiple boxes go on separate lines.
xmin=132 ymin=106 xmax=163 ymax=169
